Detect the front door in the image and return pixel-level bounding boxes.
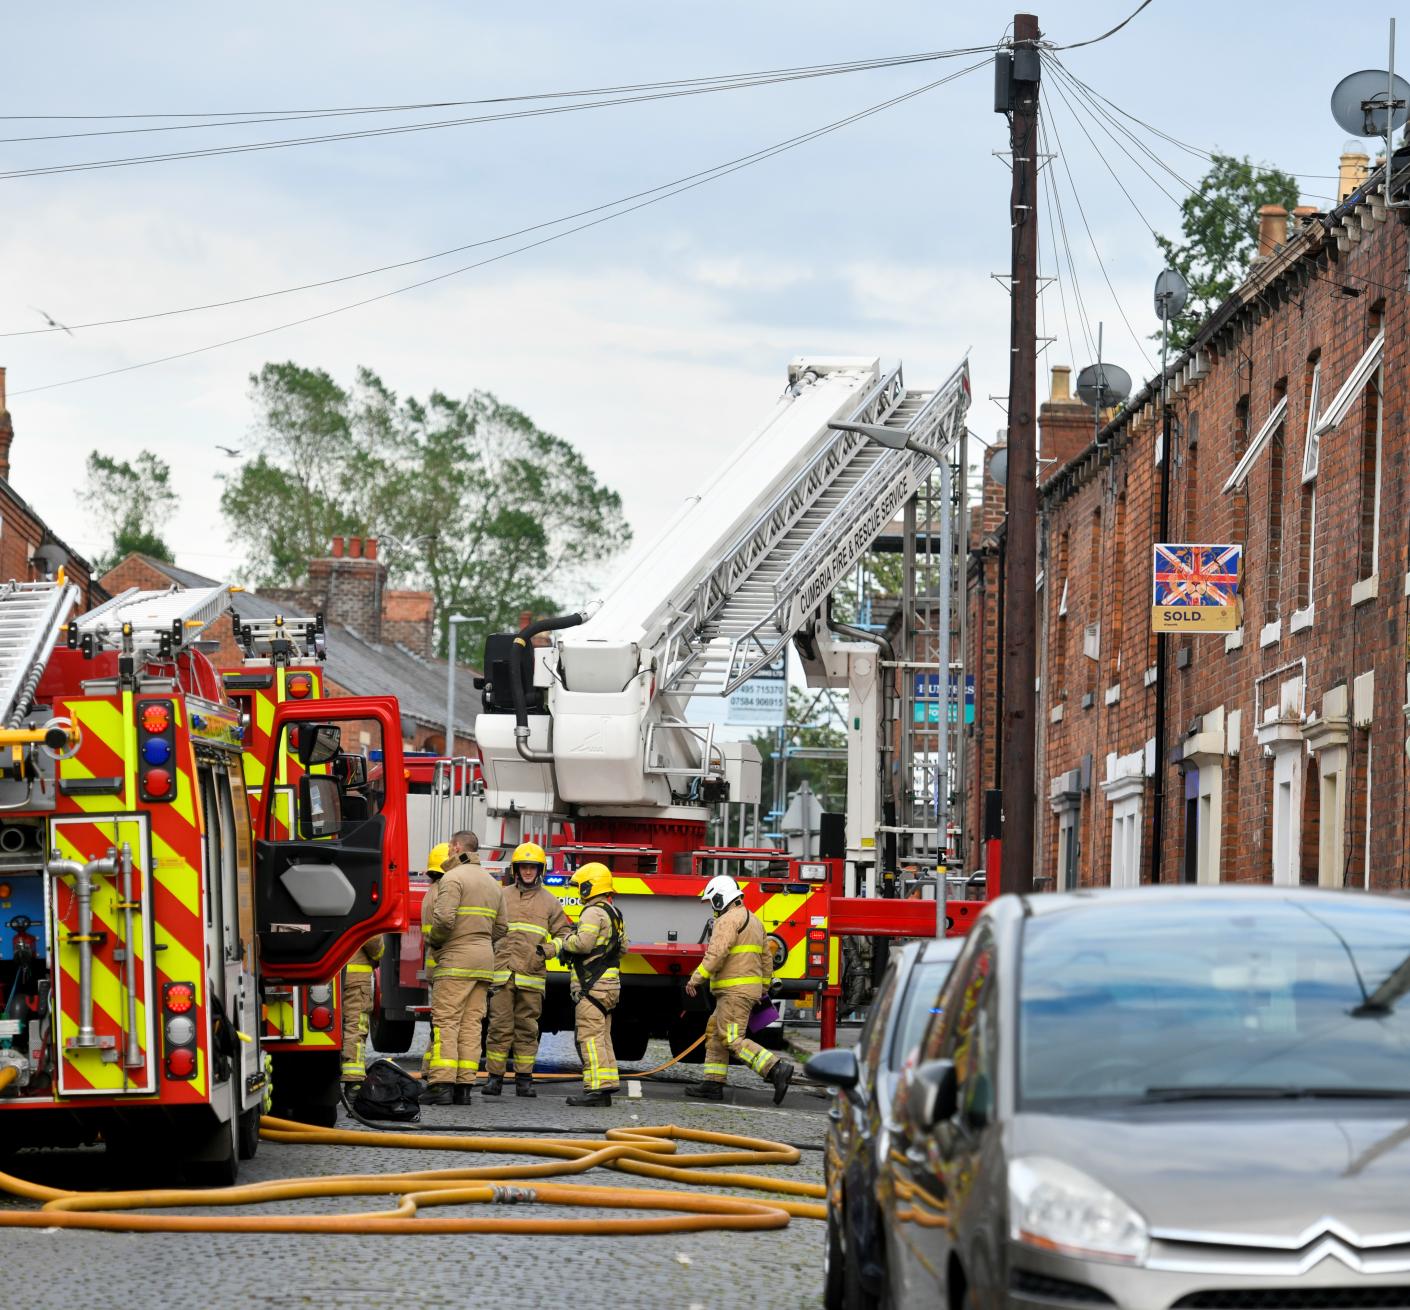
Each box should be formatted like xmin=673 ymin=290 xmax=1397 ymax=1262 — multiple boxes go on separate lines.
xmin=253 ymin=697 xmax=409 ymax=982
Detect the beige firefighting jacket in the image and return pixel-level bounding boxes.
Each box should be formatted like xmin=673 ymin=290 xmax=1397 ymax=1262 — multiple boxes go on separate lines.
xmin=347 ymin=935 xmax=385 ymax=976
xmin=552 ymin=896 xmax=624 ymax=1000
xmin=419 ymin=872 xmax=444 ymax=980
xmin=428 ymin=851 xmax=504 ymax=982
xmin=691 ymin=902 xmax=770 ymax=997
xmin=492 ymin=880 xmax=570 ymax=992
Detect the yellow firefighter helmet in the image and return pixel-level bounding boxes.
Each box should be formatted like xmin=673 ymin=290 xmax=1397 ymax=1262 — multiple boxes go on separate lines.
xmin=571 ymin=862 xmax=614 ymax=900
xmin=511 ymin=841 xmax=548 ymax=883
xmin=426 ymin=841 xmax=452 ymax=876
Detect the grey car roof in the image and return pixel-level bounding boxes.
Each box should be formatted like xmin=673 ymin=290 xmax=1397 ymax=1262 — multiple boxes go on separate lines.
xmin=1016 ymin=884 xmax=1410 ymax=917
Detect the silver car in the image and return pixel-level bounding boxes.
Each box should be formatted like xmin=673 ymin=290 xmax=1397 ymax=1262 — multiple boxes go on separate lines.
xmin=885 ymin=886 xmax=1410 ymax=1308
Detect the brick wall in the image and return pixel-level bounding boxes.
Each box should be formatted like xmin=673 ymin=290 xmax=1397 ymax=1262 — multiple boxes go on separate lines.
xmin=1027 ymin=192 xmax=1410 ymax=891
xmin=383 ymin=589 xmax=434 ymax=657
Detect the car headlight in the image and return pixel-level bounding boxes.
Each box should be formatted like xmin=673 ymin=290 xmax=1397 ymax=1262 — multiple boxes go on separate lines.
xmin=1009 ymin=1156 xmax=1148 ymax=1265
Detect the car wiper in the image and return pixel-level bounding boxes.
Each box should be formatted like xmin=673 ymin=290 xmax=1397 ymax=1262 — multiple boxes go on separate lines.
xmin=1143 ymin=1085 xmax=1410 ymax=1102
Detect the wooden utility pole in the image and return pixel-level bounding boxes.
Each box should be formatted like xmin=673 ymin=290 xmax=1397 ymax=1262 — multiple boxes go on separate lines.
xmin=999 ymin=13 xmax=1040 ymax=895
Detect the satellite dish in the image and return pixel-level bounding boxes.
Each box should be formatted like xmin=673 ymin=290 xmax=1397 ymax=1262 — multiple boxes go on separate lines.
xmin=987 ymin=449 xmax=1008 ymax=485
xmin=1331 ymin=69 xmax=1410 ymax=138
xmin=1153 ymin=269 xmax=1189 ymax=321
xmin=1075 ymin=362 xmax=1132 ymax=411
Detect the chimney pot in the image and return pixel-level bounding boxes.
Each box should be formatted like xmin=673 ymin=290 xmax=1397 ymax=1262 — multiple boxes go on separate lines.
xmin=1256 ymin=204 xmax=1288 ymax=257
xmin=349 ymin=537 xmax=363 ymax=559
xmin=365 ymin=536 xmax=378 ymax=561
xmin=1050 ymin=364 xmax=1073 ymax=402
xmin=332 ymin=536 xmax=345 ymax=558
xmin=1339 ymin=142 xmax=1370 ymax=201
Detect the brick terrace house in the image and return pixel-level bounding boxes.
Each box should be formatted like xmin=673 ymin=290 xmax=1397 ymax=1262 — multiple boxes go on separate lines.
xmin=103 ymin=535 xmax=481 ymax=753
xmin=0 ymin=368 xmax=100 ymax=606
xmin=980 ymin=144 xmax=1410 ymax=890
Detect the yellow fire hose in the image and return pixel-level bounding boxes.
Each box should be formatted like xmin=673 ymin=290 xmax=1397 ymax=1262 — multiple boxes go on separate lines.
xmin=0 ymin=1119 xmax=827 ymax=1235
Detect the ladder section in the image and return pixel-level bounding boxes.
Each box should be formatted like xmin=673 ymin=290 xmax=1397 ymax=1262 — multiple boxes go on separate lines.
xmin=664 ymin=359 xmax=970 ymax=697
xmin=73 ymin=585 xmax=235 ymax=657
xmin=0 ymin=580 xmax=80 ymax=727
xmin=233 ymin=612 xmax=326 ymax=663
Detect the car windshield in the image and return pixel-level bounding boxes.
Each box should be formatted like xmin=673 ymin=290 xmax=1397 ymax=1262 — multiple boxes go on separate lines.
xmin=1019 ymin=897 xmax=1410 ymax=1106
xmin=891 ymin=961 xmax=955 ymax=1070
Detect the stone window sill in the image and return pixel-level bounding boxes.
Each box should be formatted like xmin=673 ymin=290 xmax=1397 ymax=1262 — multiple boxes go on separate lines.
xmin=1352 ymin=574 xmax=1379 ymax=607
xmin=1259 ymin=619 xmax=1281 ymax=649
xmin=1289 ymin=606 xmax=1314 ymax=634
xmin=1224 ymin=627 xmax=1244 ymax=653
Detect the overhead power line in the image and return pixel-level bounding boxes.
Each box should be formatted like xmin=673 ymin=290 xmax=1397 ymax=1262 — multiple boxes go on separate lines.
xmin=0 ymin=47 xmax=994 ymax=122
xmin=11 ymin=59 xmax=988 ymax=398
xmin=0 ymin=49 xmax=993 ymax=174
xmin=1049 ymin=0 xmax=1156 ymax=51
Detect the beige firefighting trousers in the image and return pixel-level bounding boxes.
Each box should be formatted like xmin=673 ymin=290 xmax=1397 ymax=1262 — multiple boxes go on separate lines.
xmin=428 ymin=975 xmax=490 ymax=1086
xmin=340 ymin=972 xmax=374 ymax=1082
xmin=702 ymin=988 xmax=778 ymax=1084
xmin=485 ymin=982 xmax=543 ymax=1077
xmin=574 ymin=981 xmax=620 ymax=1092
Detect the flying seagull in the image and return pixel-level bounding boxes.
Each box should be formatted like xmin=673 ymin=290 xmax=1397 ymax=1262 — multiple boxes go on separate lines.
xmin=216 ymin=445 xmax=242 ymax=457
xmin=31 ymin=307 xmax=73 ymax=337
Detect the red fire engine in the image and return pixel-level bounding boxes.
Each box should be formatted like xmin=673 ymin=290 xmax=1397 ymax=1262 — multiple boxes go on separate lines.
xmin=0 ymin=581 xmax=408 ymax=1181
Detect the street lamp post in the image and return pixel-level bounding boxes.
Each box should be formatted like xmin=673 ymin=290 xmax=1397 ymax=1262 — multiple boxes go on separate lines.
xmin=444 ymin=613 xmax=486 ymax=756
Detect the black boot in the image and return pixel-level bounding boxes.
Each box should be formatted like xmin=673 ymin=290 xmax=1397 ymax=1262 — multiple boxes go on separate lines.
xmin=769 ymin=1059 xmax=795 ymax=1105
xmin=453 ymin=1086 xmax=472 ymax=1105
xmin=684 ymin=1081 xmax=724 ymax=1101
xmin=515 ymin=1073 xmax=537 ymax=1098
xmin=420 ymin=1083 xmax=453 ymax=1105
xmin=566 ymin=1089 xmax=613 ymax=1107
xmin=481 ymin=1074 xmax=504 ymax=1097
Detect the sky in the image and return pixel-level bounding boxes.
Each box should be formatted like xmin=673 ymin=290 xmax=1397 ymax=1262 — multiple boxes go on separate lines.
xmin=0 ymin=2 xmax=1395 ymax=590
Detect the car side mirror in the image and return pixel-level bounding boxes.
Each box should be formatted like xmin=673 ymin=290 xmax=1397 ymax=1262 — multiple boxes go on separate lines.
xmin=805 ymin=1047 xmax=860 ymax=1091
xmin=906 ymin=1059 xmax=958 ymax=1129
xmin=298 ymin=775 xmax=343 ymax=839
xmin=296 ymin=723 xmax=342 ymax=767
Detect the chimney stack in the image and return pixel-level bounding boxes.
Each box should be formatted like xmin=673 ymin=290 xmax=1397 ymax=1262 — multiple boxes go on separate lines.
xmin=307 ymin=536 xmax=388 ymax=639
xmin=1050 ymin=364 xmax=1073 ymax=402
xmin=0 ymin=367 xmax=12 ymax=484
xmin=1038 ymin=364 xmax=1091 ymax=486
xmin=1256 ymin=204 xmax=1288 ymax=257
xmin=1339 ymin=142 xmax=1370 ymax=201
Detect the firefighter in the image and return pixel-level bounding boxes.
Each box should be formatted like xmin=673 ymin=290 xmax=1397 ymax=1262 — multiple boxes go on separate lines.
xmin=684 ymin=874 xmax=794 ymax=1104
xmin=482 ymin=841 xmax=569 ymax=1097
xmin=422 ymin=831 xmax=503 ymax=1106
xmin=417 ymin=841 xmax=452 ymax=1079
xmin=542 ymin=862 xmax=624 ymax=1107
xmin=340 ymin=933 xmax=386 ymax=1086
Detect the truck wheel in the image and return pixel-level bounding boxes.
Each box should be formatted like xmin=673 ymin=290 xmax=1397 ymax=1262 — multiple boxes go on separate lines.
xmin=237 ymin=1103 xmax=261 ymax=1160
xmin=370 ymin=1013 xmax=415 ymax=1056
xmin=668 ymin=1015 xmax=707 ymax=1063
xmin=612 ymin=1021 xmax=649 ymax=1064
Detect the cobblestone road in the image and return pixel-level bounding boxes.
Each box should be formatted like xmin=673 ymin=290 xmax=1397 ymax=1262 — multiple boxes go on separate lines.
xmin=0 ymin=1032 xmax=830 ymax=1310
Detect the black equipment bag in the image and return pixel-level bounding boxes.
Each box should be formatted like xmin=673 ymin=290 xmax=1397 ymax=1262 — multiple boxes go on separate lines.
xmin=352 ymin=1058 xmax=423 ymax=1122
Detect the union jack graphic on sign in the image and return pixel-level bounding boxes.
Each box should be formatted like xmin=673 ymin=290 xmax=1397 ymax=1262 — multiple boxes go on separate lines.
xmin=1151 ymin=543 xmax=1242 ymax=633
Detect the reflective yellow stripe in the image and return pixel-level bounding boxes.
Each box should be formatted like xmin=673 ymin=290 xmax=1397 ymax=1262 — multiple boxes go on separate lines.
xmin=347 ymin=964 xmax=374 ymax=973
xmin=712 ymin=975 xmax=766 ymax=988
xmin=422 ymin=924 xmax=434 ymax=935
xmin=456 ymin=1059 xmax=479 ymax=1070
xmin=697 ymin=966 xmax=713 ymax=979
xmin=436 ymin=967 xmax=494 ymax=980
xmin=514 ymin=972 xmax=546 ymax=991
xmin=428 ymin=1058 xmax=457 ymax=1068
xmin=457 ymin=906 xmax=497 ymax=917
xmin=728 ymin=944 xmax=762 ymax=954
xmin=491 ymin=969 xmax=511 ymax=985
xmin=507 ymin=921 xmax=551 ymax=939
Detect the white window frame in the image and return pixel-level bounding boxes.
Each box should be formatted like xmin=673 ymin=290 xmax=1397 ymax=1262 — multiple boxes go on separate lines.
xmin=1362 ymin=367 xmax=1384 ymax=582
xmin=1314 ymin=330 xmax=1384 ymax=437
xmin=1301 ymin=361 xmax=1321 ymax=482
xmin=1222 ymin=395 xmax=1287 ymax=493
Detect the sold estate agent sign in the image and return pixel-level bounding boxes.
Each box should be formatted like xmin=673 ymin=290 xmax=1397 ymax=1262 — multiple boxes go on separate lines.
xmin=1151 ymin=543 xmax=1242 ymax=634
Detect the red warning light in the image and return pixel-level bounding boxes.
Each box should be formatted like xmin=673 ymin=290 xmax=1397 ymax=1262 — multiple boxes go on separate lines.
xmin=309 ymin=1005 xmax=333 ymax=1031
xmin=141 ymin=704 xmax=170 ymax=734
xmin=144 ymin=768 xmax=172 ymax=798
xmin=166 ymin=1048 xmax=196 ymax=1079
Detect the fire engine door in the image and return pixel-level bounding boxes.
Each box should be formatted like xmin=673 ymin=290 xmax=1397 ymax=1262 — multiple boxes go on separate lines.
xmin=253 ymin=698 xmax=409 ymax=983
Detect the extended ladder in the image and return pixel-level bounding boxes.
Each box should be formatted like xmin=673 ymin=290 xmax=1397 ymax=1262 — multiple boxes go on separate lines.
xmin=232 ymin=612 xmax=325 ymax=664
xmin=0 ymin=579 xmax=81 ymax=728
xmin=72 ymin=584 xmax=235 ymax=657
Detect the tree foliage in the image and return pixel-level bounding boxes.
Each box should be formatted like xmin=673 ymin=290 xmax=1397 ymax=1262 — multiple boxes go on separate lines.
xmin=220 ymin=363 xmax=632 ymax=657
xmin=749 ymin=686 xmax=848 ymax=821
xmin=84 ymin=450 xmax=177 ymax=573
xmin=1154 ymin=153 xmax=1299 ymax=349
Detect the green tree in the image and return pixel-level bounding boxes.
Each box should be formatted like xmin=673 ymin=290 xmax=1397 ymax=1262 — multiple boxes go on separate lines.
xmin=220 ymin=363 xmax=632 ymax=657
xmin=1154 ymin=153 xmax=1299 ymax=349
xmin=750 ymin=687 xmax=848 ymax=823
xmin=84 ymin=450 xmax=177 ymax=572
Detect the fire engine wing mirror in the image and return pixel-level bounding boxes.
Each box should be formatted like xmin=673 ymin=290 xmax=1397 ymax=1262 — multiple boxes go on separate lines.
xmin=296 ymin=722 xmax=342 ymax=767
xmin=332 ymin=751 xmax=369 ymax=789
xmin=255 ymin=697 xmax=409 ymax=984
xmin=298 ymin=775 xmax=343 ymax=839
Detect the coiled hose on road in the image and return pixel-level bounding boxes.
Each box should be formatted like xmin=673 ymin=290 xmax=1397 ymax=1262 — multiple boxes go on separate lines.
xmin=0 ymin=1118 xmax=827 ymax=1236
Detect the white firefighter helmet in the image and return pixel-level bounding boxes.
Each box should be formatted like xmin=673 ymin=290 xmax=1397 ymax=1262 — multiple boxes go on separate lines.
xmin=700 ymin=874 xmax=744 ymax=914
